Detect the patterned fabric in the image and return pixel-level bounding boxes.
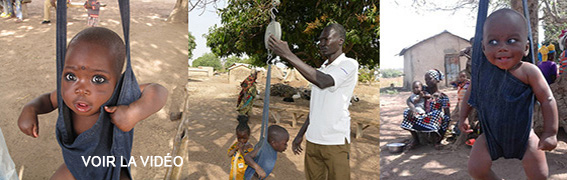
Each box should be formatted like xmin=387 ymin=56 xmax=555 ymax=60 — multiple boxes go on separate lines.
xmin=426 ymin=69 xmax=443 ymax=81
xmin=237 ymin=72 xmax=258 ymax=115
xmin=560 ymin=51 xmax=567 ymax=75
xmin=401 ymin=92 xmax=451 ymax=135
xmin=228 ymin=142 xmax=254 ymax=180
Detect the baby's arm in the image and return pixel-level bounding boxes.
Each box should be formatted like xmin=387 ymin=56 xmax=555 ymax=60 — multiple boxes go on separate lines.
xmin=526 ymin=65 xmax=558 ymax=150
xmin=17 ymin=90 xmax=58 ymax=138
xmin=104 ymin=83 xmax=168 ymax=132
xmin=244 ymin=148 xmax=266 ymax=179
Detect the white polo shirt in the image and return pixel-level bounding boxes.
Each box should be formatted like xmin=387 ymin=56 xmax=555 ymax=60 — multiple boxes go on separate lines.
xmin=305 ymin=53 xmax=359 ymax=145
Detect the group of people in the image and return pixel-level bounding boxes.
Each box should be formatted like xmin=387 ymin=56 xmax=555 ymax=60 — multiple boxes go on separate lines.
xmin=400 ymin=8 xmax=559 ymax=180
xmin=1 ymin=0 xmax=101 ymax=26
xmin=227 ymin=23 xmax=359 ymax=179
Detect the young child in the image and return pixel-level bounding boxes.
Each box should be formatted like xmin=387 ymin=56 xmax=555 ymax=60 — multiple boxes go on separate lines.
xmin=459 ymin=9 xmax=558 ymax=179
xmin=17 ymin=27 xmax=168 ymax=179
xmin=243 ymin=125 xmax=289 ymax=180
xmin=84 ymin=0 xmax=100 ymax=26
xmin=450 ymin=71 xmax=470 ymax=104
xmin=228 ymin=115 xmax=254 ymax=180
xmin=407 ymin=81 xmax=427 ymax=116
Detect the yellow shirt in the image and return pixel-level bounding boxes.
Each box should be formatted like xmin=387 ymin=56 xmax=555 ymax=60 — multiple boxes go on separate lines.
xmin=228 ymin=142 xmax=254 ymax=180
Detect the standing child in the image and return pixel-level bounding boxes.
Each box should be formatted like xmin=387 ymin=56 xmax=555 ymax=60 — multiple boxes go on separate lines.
xmin=228 ymin=115 xmax=254 ymax=180
xmin=17 ymin=27 xmax=168 ymax=179
xmin=559 ymin=30 xmax=567 ymax=76
xmin=84 ymin=0 xmax=100 ymax=26
xmin=459 ymin=9 xmax=558 ymax=179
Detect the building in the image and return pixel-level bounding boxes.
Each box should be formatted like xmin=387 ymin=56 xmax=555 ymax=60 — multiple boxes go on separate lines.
xmin=399 ymin=30 xmax=470 ymax=89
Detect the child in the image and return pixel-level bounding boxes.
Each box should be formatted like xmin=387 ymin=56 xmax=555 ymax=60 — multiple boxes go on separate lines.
xmin=407 ymin=81 xmax=427 ymax=116
xmin=228 ymin=115 xmax=254 ymax=180
xmin=450 ymin=71 xmax=470 ymax=105
xmin=17 ymin=27 xmax=168 ymax=179
xmin=459 ymin=9 xmax=558 ymax=179
xmin=244 ymin=125 xmax=289 ymax=180
xmin=84 ymin=0 xmax=100 ymax=26
xmin=559 ymin=30 xmax=567 ymax=76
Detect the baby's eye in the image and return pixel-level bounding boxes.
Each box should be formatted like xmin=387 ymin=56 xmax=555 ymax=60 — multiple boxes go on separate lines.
xmin=92 ymin=75 xmax=106 ymax=84
xmin=65 ymin=73 xmax=77 ymax=81
xmin=488 ymin=40 xmax=498 ymax=46
xmin=507 ymin=38 xmax=518 ymax=44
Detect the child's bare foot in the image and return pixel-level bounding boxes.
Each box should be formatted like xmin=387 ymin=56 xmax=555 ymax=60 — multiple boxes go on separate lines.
xmin=404 ymin=139 xmax=420 ymax=151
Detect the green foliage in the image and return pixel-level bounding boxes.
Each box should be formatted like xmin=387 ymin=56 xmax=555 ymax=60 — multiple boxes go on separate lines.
xmin=192 ymin=52 xmax=222 ymax=70
xmin=206 ymin=0 xmax=379 ymax=68
xmin=358 ymin=68 xmax=377 ymax=83
xmin=188 ymin=32 xmax=196 ymax=60
xmin=381 ymin=69 xmax=403 ymax=78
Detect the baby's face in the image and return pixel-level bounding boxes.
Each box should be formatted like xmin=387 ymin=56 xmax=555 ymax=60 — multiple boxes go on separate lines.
xmin=272 ymin=136 xmax=289 ymax=153
xmin=412 ymin=82 xmax=422 ymax=95
xmin=482 ymin=15 xmax=529 ymax=70
xmin=61 ymin=41 xmax=119 ymax=117
xmin=236 ymin=130 xmax=250 ymax=144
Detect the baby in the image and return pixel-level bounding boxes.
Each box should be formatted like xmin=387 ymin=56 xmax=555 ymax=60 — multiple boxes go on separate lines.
xmin=244 ymin=125 xmax=289 ymax=180
xmin=228 ymin=115 xmax=254 ymax=180
xmin=407 ymin=81 xmax=427 ymax=116
xmin=17 ymin=27 xmax=168 ymax=179
xmin=459 ymin=9 xmax=558 ymax=179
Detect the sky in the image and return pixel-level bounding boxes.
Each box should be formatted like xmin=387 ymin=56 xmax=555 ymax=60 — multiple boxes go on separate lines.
xmin=188 ymin=1 xmax=227 ymax=65
xmin=380 ymin=1 xmax=477 ymax=70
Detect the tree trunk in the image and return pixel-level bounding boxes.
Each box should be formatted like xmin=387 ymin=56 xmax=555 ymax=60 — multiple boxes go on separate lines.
xmin=511 ymin=0 xmax=538 ymax=57
xmin=533 ymin=74 xmax=567 ymax=134
xmin=167 ymin=0 xmax=188 ymax=23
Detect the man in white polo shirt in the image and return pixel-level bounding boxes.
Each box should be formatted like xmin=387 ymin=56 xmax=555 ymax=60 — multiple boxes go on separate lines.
xmin=267 ymin=23 xmax=358 ymax=180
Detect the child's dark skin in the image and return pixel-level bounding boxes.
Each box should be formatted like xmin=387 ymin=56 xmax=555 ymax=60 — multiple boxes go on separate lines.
xmin=228 ymin=130 xmax=254 ymax=157
xmin=244 ymin=128 xmax=289 ymax=179
xmin=459 ymin=9 xmax=558 ymax=180
xmin=17 ymin=29 xmax=168 ymax=179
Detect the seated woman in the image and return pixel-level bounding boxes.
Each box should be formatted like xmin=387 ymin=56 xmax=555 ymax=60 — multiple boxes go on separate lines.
xmin=401 ymin=69 xmax=451 ymax=150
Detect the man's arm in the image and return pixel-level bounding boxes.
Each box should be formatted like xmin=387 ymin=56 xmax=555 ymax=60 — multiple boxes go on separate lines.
xmin=292 ymin=115 xmax=310 ymax=155
xmin=104 ymin=83 xmax=168 ymax=132
xmin=18 ymin=90 xmax=58 ymax=138
xmin=267 ymin=35 xmax=334 ymax=89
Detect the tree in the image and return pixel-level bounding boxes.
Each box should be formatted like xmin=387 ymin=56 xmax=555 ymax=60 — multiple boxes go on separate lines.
xmin=205 ymin=0 xmax=379 ymax=68
xmin=188 ymin=32 xmax=196 ymax=60
xmin=223 ymin=55 xmax=251 ymax=68
xmin=192 ymin=52 xmax=222 ymax=70
xmin=541 ymin=0 xmax=567 ymax=44
xmin=167 ymin=0 xmax=189 ymax=23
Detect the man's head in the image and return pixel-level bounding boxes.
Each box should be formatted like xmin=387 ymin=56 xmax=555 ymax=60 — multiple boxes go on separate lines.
xmin=319 ymin=23 xmax=346 ymax=60
xmin=482 ymin=8 xmax=530 ymax=70
xmin=61 ymin=27 xmax=126 ymax=117
xmin=267 ymin=125 xmax=289 ymax=153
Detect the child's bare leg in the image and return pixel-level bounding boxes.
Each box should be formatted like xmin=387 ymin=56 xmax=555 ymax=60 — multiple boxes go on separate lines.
xmin=50 ymin=163 xmax=75 ymax=180
xmin=521 ymin=130 xmax=548 ymax=179
xmin=468 ymin=134 xmax=499 ymax=180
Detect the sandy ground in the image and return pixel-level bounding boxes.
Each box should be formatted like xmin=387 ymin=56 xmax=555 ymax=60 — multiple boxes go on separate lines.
xmin=185 ymin=75 xmax=379 ymax=179
xmin=379 ymin=78 xmax=567 ymax=179
xmin=0 ymin=0 xmax=188 ymax=178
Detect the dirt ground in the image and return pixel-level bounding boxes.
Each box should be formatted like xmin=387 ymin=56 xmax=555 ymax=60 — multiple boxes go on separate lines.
xmin=185 ymin=75 xmax=379 ymax=179
xmin=379 ymin=77 xmax=567 ymax=179
xmin=0 ymin=0 xmax=188 ymax=178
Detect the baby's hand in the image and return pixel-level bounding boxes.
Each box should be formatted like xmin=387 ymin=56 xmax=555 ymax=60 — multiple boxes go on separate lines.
xmin=105 ymin=105 xmax=137 ymax=132
xmin=18 ymin=106 xmax=40 ymax=138
xmin=538 ymin=134 xmax=557 ymax=151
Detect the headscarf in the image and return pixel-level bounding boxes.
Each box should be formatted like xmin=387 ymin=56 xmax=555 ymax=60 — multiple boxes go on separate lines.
xmin=426 ymin=69 xmax=443 ymax=81
xmin=559 ymin=29 xmax=567 ymax=51
xmin=539 ymin=45 xmax=549 ymax=62
xmin=548 ymin=44 xmax=556 ymax=54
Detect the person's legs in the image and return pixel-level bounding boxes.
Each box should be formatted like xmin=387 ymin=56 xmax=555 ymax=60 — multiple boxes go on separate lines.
xmin=323 ymin=140 xmax=350 ymax=180
xmin=305 ymin=141 xmax=327 ymax=180
xmin=42 ymin=0 xmax=52 ymax=22
xmin=1 ymin=0 xmax=13 ymax=17
xmin=14 ymin=0 xmax=22 ymax=21
xmin=467 ymin=134 xmax=499 ymax=180
xmin=404 ymin=131 xmax=420 ymax=151
xmin=521 ymin=130 xmax=548 ymax=179
xmin=50 ymin=163 xmax=75 ymax=180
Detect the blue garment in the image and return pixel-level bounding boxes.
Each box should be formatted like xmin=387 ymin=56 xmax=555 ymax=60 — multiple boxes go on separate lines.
xmin=469 ymin=42 xmax=534 ymax=161
xmin=244 ymin=139 xmax=278 ymax=180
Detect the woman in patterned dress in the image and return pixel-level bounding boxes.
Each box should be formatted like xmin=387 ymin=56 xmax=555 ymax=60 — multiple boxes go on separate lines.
xmin=401 ymin=69 xmax=451 ymax=150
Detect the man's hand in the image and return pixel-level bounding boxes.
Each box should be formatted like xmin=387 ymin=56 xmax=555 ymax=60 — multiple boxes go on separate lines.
xmin=267 ymin=35 xmax=293 ymax=61
xmin=104 ymin=105 xmax=137 ymax=132
xmin=292 ymin=136 xmax=303 ymax=155
xmin=18 ymin=106 xmax=39 ymax=138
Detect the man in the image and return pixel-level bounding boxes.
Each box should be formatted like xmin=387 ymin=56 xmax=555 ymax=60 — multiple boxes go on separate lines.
xmin=267 ymin=23 xmax=358 ymax=180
